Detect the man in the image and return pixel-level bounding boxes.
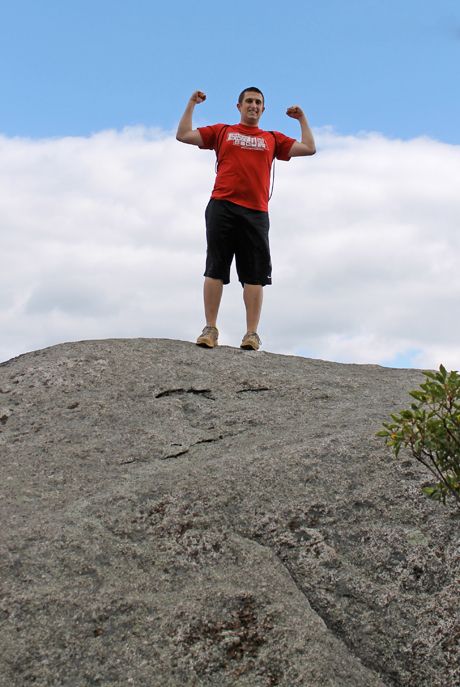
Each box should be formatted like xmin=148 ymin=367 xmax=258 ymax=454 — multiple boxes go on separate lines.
xmin=176 ymin=87 xmax=316 ymax=350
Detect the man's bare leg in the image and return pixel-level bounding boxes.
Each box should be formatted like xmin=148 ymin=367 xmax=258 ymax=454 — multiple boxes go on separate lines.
xmin=204 ymin=277 xmax=223 ymax=327
xmin=243 ymin=284 xmax=263 ymax=333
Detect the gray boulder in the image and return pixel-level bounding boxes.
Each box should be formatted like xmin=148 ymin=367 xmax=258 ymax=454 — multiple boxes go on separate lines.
xmin=1 ymin=338 xmax=459 ymax=686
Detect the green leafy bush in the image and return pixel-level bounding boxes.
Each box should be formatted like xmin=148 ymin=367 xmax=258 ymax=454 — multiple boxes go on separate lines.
xmin=377 ymin=365 xmax=460 ymax=506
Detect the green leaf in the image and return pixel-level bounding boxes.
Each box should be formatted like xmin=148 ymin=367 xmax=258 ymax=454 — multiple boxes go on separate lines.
xmin=422 ymin=486 xmax=436 ymax=498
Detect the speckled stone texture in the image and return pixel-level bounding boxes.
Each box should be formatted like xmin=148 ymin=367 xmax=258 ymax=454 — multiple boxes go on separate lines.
xmin=0 ymin=338 xmax=459 ymax=687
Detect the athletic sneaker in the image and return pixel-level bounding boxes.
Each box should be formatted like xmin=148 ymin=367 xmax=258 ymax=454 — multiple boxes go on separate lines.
xmin=196 ymin=325 xmax=219 ymax=348
xmin=240 ymin=332 xmax=261 ymax=350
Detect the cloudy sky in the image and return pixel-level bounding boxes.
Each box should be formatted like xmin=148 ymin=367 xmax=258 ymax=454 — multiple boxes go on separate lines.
xmin=1 ymin=0 xmax=459 ymax=369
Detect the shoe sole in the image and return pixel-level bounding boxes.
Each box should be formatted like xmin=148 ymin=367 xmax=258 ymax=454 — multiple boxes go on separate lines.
xmin=196 ymin=339 xmax=218 ymax=348
xmin=240 ymin=342 xmax=259 ymax=351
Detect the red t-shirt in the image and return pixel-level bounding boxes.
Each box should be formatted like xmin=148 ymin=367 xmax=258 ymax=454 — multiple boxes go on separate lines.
xmin=198 ymin=123 xmax=296 ymax=212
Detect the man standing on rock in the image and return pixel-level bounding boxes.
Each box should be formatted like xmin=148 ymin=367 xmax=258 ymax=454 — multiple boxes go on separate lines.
xmin=176 ymin=87 xmax=316 ymax=350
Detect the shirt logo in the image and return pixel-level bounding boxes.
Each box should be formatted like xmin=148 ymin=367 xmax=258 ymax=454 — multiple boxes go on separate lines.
xmin=227 ymin=132 xmax=268 ymax=150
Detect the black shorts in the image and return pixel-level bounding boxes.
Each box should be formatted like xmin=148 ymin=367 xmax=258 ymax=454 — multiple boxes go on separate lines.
xmin=204 ymin=199 xmax=272 ymax=286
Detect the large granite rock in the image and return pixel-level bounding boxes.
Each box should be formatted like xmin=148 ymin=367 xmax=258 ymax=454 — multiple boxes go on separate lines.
xmin=0 ymin=338 xmax=459 ymax=686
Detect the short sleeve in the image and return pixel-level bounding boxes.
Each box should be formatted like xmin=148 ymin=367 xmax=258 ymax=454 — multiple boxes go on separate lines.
xmin=272 ymin=131 xmax=297 ymax=161
xmin=198 ymin=124 xmax=227 ymax=151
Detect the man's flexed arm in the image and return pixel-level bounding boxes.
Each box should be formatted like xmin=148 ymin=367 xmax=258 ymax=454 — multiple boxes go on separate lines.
xmin=286 ymin=105 xmax=316 ymax=157
xmin=176 ymin=90 xmax=206 ymax=146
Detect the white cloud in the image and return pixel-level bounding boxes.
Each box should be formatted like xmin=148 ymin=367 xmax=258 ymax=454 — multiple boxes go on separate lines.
xmin=1 ymin=126 xmax=459 ymax=370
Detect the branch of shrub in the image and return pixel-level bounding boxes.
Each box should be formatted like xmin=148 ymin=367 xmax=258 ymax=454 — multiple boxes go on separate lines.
xmin=377 ymin=365 xmax=460 ymax=506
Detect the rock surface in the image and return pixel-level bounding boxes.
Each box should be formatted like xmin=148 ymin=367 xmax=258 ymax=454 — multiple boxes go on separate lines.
xmin=1 ymin=338 xmax=459 ymax=687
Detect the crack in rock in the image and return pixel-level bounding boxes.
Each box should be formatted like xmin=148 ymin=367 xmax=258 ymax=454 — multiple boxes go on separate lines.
xmin=155 ymin=388 xmax=213 ymax=399
xmin=236 ymin=387 xmax=272 ymax=394
xmin=162 ymin=434 xmax=225 ymax=460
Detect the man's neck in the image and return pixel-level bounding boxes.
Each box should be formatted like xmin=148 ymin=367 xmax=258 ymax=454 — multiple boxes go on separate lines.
xmin=239 ymin=120 xmax=260 ymax=128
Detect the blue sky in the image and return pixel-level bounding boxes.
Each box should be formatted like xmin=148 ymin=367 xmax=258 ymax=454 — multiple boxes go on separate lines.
xmin=1 ymin=0 xmax=459 ymax=142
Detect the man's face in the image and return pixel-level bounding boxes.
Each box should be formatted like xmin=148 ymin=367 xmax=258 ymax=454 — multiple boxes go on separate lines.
xmin=237 ymin=91 xmax=265 ymax=126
